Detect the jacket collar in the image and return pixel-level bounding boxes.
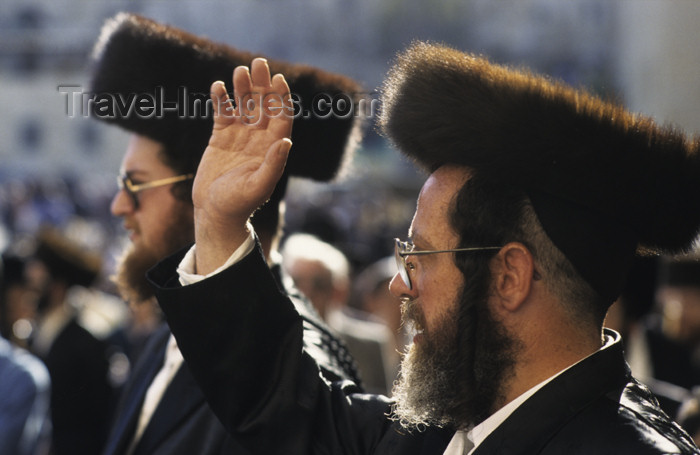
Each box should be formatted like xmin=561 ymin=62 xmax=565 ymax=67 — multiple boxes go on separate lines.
xmin=474 ymin=329 xmax=629 ymax=454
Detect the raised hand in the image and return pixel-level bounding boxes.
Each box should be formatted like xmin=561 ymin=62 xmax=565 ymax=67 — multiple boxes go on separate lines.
xmin=193 ymin=58 xmax=294 ymax=274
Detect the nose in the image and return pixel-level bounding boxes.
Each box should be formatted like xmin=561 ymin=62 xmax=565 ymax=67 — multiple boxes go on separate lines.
xmin=389 ymin=272 xmax=417 ymax=300
xmin=110 ymin=188 xmax=132 ymax=217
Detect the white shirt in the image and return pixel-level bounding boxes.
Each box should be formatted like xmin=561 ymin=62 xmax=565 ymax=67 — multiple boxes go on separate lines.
xmin=176 ymin=228 xmax=256 ymax=286
xmin=443 ymin=334 xmax=617 ymax=455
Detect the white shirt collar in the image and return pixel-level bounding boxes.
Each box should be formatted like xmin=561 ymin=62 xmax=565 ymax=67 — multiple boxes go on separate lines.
xmin=465 ymin=373 xmax=550 ymax=453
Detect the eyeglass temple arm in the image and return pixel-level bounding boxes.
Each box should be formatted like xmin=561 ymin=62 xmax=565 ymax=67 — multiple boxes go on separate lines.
xmin=128 ymin=174 xmax=195 ymax=191
xmin=400 ymin=246 xmax=502 ymax=257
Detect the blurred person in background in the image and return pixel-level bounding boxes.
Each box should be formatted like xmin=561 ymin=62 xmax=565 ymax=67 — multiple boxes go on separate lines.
xmin=282 ymin=233 xmax=395 ymax=394
xmin=0 ymin=253 xmax=40 ymax=348
xmin=282 ymin=233 xmax=352 ymax=321
xmin=657 ymin=251 xmax=700 ymax=381
xmin=88 ymin=13 xmax=364 ymax=455
xmin=0 ymin=253 xmax=51 ymax=455
xmin=352 ymin=255 xmax=409 ymax=389
xmin=679 ymin=390 xmax=700 ymax=447
xmin=606 ymin=255 xmax=695 ymax=418
xmin=28 ymin=226 xmax=122 ymax=455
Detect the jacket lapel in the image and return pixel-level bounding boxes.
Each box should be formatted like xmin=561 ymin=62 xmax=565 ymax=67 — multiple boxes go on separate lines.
xmin=131 ymin=345 xmax=207 ymax=454
xmin=102 ymin=324 xmax=170 ymax=455
xmin=474 ymin=334 xmax=629 ymax=454
xmin=419 ymin=427 xmax=454 ymax=454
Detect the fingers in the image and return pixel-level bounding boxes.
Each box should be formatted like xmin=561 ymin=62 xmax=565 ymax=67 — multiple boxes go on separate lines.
xmin=271 ymin=72 xmax=289 ymax=92
xmin=214 ymin=58 xmax=292 ymax=130
xmin=233 ymin=65 xmax=253 ymax=104
xmin=267 ymin=73 xmax=293 ymax=137
xmin=250 ymin=58 xmax=272 ymax=88
xmin=234 ymin=60 xmax=266 ymax=125
xmin=210 ymin=80 xmax=235 ymax=126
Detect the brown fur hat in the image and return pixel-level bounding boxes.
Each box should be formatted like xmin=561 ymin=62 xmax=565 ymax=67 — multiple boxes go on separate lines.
xmin=89 ymin=12 xmax=364 ymax=182
xmin=34 ymin=227 xmax=102 ymax=288
xmin=380 ymin=41 xmax=700 ymax=302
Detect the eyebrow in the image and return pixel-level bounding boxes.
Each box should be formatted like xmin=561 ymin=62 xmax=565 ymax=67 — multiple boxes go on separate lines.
xmin=409 ymin=232 xmax=436 ymax=251
xmin=122 ymin=169 xmax=150 ymax=180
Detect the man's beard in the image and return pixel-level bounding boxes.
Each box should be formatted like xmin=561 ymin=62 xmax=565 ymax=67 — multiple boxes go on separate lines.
xmin=113 ymin=205 xmax=194 ymax=304
xmin=391 ymin=269 xmax=520 ymax=431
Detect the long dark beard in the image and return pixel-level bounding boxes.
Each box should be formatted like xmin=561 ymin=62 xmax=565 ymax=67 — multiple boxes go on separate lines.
xmin=391 ymin=273 xmax=520 ymax=431
xmin=113 ymin=204 xmax=194 ymax=304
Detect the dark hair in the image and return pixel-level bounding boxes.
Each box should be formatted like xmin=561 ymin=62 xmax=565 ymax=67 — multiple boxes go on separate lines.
xmin=157 ymin=144 xmax=198 ymax=205
xmin=448 ymin=172 xmax=607 ymax=327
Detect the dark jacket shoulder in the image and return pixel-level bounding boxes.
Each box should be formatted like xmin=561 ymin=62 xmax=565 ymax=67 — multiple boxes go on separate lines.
xmin=477 ymin=333 xmax=699 ymax=455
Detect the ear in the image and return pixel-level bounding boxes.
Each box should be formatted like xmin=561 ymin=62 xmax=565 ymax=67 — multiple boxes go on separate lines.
xmin=491 ymin=242 xmax=536 ymax=312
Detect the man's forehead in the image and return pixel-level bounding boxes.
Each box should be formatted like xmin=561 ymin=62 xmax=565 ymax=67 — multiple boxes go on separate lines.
xmin=120 ymin=134 xmax=169 ymax=173
xmin=409 ymin=172 xmax=467 ymax=248
xmin=417 ymin=165 xmax=470 ymax=202
xmin=418 ymin=167 xmax=469 ymax=208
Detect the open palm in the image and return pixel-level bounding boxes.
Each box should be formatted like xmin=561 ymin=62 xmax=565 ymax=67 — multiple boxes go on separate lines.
xmin=193 ymin=58 xmax=293 ymax=239
xmin=190 ymin=58 xmax=293 ymax=273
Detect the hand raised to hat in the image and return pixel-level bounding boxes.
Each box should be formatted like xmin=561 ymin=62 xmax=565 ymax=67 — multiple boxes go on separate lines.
xmin=193 ymin=58 xmax=293 ymax=275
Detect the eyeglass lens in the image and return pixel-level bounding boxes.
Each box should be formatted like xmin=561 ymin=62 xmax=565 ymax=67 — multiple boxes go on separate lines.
xmin=118 ymin=176 xmax=140 ymax=209
xmin=394 ymin=239 xmax=413 ymax=290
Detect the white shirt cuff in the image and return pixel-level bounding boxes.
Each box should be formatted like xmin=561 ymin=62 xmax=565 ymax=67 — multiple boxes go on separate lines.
xmin=177 ymin=222 xmax=256 ymax=286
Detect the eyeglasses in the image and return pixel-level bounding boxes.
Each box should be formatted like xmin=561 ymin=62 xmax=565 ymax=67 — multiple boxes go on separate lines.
xmin=394 ymin=238 xmax=502 ymax=290
xmin=117 ymin=173 xmax=194 ymax=209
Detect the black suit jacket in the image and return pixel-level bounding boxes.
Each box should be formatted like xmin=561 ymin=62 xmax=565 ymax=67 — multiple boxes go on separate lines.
xmin=149 ymin=242 xmax=700 ymax=455
xmin=103 ymin=247 xmax=358 ymax=455
xmin=102 ymin=323 xmax=249 ymax=455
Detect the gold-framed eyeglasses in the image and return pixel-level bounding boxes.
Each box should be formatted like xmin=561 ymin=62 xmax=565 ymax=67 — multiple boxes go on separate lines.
xmin=394 ymin=238 xmax=502 ymax=290
xmin=117 ymin=173 xmax=194 ymax=209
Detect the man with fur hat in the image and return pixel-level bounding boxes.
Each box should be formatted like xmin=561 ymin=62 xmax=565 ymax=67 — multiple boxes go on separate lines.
xmin=88 ymin=13 xmax=363 ymax=455
xmin=29 ymin=227 xmax=116 ymax=455
xmin=146 ymin=43 xmax=700 ymax=454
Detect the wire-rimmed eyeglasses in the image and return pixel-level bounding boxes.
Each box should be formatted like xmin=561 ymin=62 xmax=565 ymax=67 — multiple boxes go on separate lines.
xmin=394 ymin=238 xmax=502 ymax=290
xmin=117 ymin=173 xmax=194 ymax=209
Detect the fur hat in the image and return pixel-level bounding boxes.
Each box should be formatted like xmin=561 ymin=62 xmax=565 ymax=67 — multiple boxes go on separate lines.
xmin=89 ymin=12 xmax=363 ymax=182
xmin=380 ymin=41 xmax=700 ymax=303
xmin=34 ymin=227 xmax=102 ymax=288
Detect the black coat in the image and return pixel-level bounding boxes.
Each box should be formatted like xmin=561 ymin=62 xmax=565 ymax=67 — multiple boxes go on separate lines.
xmin=102 ymin=253 xmax=358 ymax=455
xmin=38 ymin=317 xmax=114 ymax=455
xmin=148 ymin=243 xmax=700 ymax=455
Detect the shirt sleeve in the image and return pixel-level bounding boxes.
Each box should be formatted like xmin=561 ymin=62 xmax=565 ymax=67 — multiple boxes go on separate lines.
xmin=176 ymin=221 xmax=256 ymax=286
